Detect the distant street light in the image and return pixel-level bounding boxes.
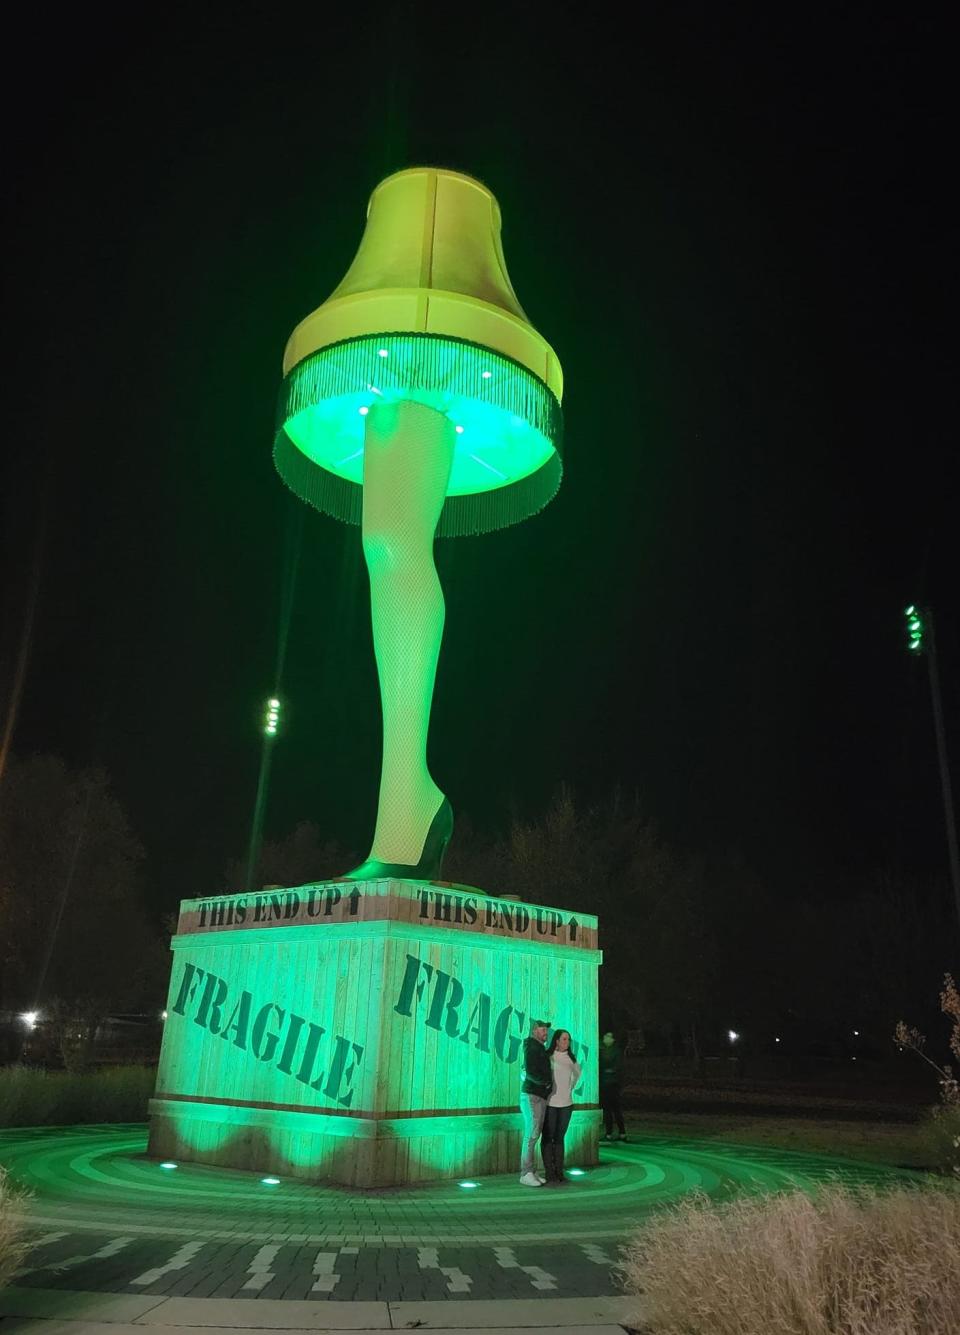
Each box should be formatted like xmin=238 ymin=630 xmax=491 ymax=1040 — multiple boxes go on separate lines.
xmin=904 ymin=605 xmax=925 ymax=654
xmin=264 ymin=698 xmax=281 ymax=737
xmin=245 ymin=694 xmax=285 ymax=892
xmin=19 ymin=1011 xmax=38 ymax=1028
xmin=904 ymin=604 xmax=960 ymax=936
xmin=727 ymin=1029 xmax=739 ymax=1043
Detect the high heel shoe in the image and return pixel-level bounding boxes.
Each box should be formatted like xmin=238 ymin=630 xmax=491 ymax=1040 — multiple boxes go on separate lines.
xmin=340 ymin=797 xmax=453 ymax=882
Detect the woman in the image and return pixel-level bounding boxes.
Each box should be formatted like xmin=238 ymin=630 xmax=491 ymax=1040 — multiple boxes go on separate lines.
xmin=542 ymin=1029 xmax=582 ymax=1184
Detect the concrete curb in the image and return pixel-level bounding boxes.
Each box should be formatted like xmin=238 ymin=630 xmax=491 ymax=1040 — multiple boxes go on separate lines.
xmin=0 ymin=1289 xmax=642 ymax=1331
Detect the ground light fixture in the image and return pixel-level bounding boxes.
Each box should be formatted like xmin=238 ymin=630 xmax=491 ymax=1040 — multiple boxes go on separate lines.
xmin=457 ymin=1180 xmax=479 ymax=1189
xmin=567 ymin=1168 xmax=586 ymax=1176
xmin=159 ymin=1162 xmax=178 ymax=1170
xmin=261 ymin=1176 xmax=281 ymax=1185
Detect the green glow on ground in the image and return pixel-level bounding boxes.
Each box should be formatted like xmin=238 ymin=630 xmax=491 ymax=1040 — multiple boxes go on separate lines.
xmin=0 ymin=1125 xmax=925 ymax=1244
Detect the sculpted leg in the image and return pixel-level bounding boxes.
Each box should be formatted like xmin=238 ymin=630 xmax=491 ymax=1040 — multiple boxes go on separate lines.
xmin=346 ymin=399 xmax=455 ymax=876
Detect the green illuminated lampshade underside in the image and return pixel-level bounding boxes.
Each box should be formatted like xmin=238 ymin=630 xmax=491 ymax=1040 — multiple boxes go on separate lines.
xmin=274 ymin=333 xmax=563 ymax=538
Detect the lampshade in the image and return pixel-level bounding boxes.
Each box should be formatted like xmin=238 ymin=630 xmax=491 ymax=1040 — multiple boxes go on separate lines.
xmin=274 ymin=167 xmax=564 ymax=537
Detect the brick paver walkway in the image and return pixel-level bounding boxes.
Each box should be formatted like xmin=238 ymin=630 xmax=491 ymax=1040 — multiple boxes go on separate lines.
xmin=1 ymin=1124 xmax=915 ymax=1303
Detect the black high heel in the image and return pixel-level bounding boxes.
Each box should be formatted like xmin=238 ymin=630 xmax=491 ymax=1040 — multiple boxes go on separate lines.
xmin=340 ymin=797 xmax=454 ymax=882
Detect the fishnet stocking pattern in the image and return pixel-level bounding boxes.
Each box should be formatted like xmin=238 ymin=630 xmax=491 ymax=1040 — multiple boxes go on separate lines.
xmin=361 ymin=400 xmax=455 ymax=863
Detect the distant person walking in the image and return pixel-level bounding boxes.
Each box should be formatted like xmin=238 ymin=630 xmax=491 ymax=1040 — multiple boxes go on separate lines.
xmin=599 ymin=1030 xmax=627 ymax=1141
xmin=542 ymin=1028 xmax=582 ymax=1184
xmin=519 ymin=1018 xmax=552 ymax=1186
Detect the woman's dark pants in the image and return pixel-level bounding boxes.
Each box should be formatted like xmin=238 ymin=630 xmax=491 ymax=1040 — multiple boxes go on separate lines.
xmin=541 ymin=1104 xmax=573 ymax=1180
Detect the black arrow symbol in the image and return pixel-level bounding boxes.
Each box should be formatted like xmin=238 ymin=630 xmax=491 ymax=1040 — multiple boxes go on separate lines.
xmin=348 ymin=888 xmax=361 ymax=915
xmin=568 ymin=916 xmax=579 ymax=941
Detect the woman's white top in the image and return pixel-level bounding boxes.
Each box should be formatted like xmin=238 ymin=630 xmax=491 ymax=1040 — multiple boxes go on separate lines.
xmin=548 ymin=1051 xmax=582 ymax=1107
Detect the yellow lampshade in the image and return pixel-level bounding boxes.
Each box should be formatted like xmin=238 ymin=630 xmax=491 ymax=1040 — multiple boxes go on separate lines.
xmin=274 ymin=167 xmax=564 ymax=537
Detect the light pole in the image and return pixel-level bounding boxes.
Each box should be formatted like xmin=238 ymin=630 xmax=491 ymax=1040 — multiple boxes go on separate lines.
xmin=244 ymin=697 xmax=282 ymax=892
xmin=905 ymin=605 xmax=960 ymax=934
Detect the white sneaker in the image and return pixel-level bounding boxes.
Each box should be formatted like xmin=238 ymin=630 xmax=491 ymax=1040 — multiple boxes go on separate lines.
xmin=519 ymin=1171 xmax=543 ymax=1187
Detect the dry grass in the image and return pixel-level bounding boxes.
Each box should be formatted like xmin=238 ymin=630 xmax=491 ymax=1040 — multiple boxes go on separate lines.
xmin=0 ymin=1166 xmax=31 ymax=1291
xmin=619 ymin=1184 xmax=960 ymax=1334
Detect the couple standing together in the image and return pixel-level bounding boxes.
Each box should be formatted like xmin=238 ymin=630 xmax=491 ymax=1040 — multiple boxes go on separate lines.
xmin=518 ymin=1018 xmax=581 ymax=1186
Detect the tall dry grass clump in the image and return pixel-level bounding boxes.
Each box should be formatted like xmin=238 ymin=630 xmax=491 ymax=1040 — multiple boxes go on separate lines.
xmin=619 ymin=1184 xmax=960 ymax=1335
xmin=0 ymin=1166 xmax=31 ymax=1291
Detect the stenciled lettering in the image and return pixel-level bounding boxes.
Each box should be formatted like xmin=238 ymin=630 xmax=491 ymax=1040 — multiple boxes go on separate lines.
xmin=393 ymin=951 xmax=526 ymax=1066
xmin=459 ymin=993 xmax=491 ymax=1052
xmin=185 ymin=885 xmax=581 ymax=946
xmin=276 ymin=1012 xmax=307 ymax=1075
xmin=171 ymin=962 xmax=204 ymax=1016
xmin=167 ymin=962 xmax=364 ymax=1109
xmin=493 ymin=1004 xmax=525 ymax=1063
xmin=295 ymin=1021 xmax=328 ymax=1087
xmin=251 ymin=1003 xmax=285 ymax=1062
xmin=219 ymin=989 xmax=252 ymax=1050
xmin=425 ymin=969 xmax=465 ymax=1036
xmin=394 ymin=953 xmax=435 ymax=1017
xmin=194 ymin=971 xmax=229 ymax=1032
xmin=321 ymin=1036 xmax=365 ymax=1106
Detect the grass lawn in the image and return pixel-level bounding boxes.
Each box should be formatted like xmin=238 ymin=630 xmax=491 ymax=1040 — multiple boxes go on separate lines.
xmin=628 ymin=1108 xmax=933 ymax=1169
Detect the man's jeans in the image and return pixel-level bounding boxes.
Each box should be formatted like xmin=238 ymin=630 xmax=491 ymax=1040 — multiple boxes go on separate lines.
xmin=519 ymin=1092 xmax=546 ymax=1174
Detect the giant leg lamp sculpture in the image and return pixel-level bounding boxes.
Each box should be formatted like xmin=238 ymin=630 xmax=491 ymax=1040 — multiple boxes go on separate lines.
xmin=147 ymin=172 xmax=598 ymax=1185
xmin=274 ymin=168 xmax=564 ymax=878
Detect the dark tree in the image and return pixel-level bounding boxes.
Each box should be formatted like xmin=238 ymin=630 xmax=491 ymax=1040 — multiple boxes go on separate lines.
xmin=0 ymin=754 xmax=161 ymax=1067
xmin=223 ymin=819 xmax=354 ymax=893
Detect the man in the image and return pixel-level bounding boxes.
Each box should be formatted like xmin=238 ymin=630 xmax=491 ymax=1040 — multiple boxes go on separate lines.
xmin=519 ymin=1017 xmax=552 ymax=1186
xmin=599 ymin=1030 xmax=627 ymax=1141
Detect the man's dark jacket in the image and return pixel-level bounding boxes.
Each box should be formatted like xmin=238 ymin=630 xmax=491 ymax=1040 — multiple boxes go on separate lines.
xmin=521 ymin=1035 xmax=552 ymax=1096
xmin=599 ymin=1041 xmax=623 ymax=1088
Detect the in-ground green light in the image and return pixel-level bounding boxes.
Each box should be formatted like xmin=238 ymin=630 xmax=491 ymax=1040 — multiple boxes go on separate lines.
xmin=458 ymin=1180 xmax=480 ymax=1189
xmin=567 ymin=1167 xmax=586 ymax=1176
xmin=159 ymin=1162 xmax=178 ymax=1170
xmin=261 ymin=1176 xmax=280 ymax=1185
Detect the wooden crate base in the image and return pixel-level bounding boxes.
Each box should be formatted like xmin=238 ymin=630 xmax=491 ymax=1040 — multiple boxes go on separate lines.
xmin=148 ymin=879 xmax=601 ymax=1187
xmin=147 ymin=1097 xmax=599 ymax=1186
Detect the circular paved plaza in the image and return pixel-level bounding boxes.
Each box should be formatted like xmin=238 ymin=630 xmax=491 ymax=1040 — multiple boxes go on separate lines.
xmin=0 ymin=1123 xmax=913 ymax=1310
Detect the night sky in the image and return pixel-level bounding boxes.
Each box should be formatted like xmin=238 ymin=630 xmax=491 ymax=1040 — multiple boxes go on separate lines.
xmin=2 ymin=6 xmax=954 ymax=917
